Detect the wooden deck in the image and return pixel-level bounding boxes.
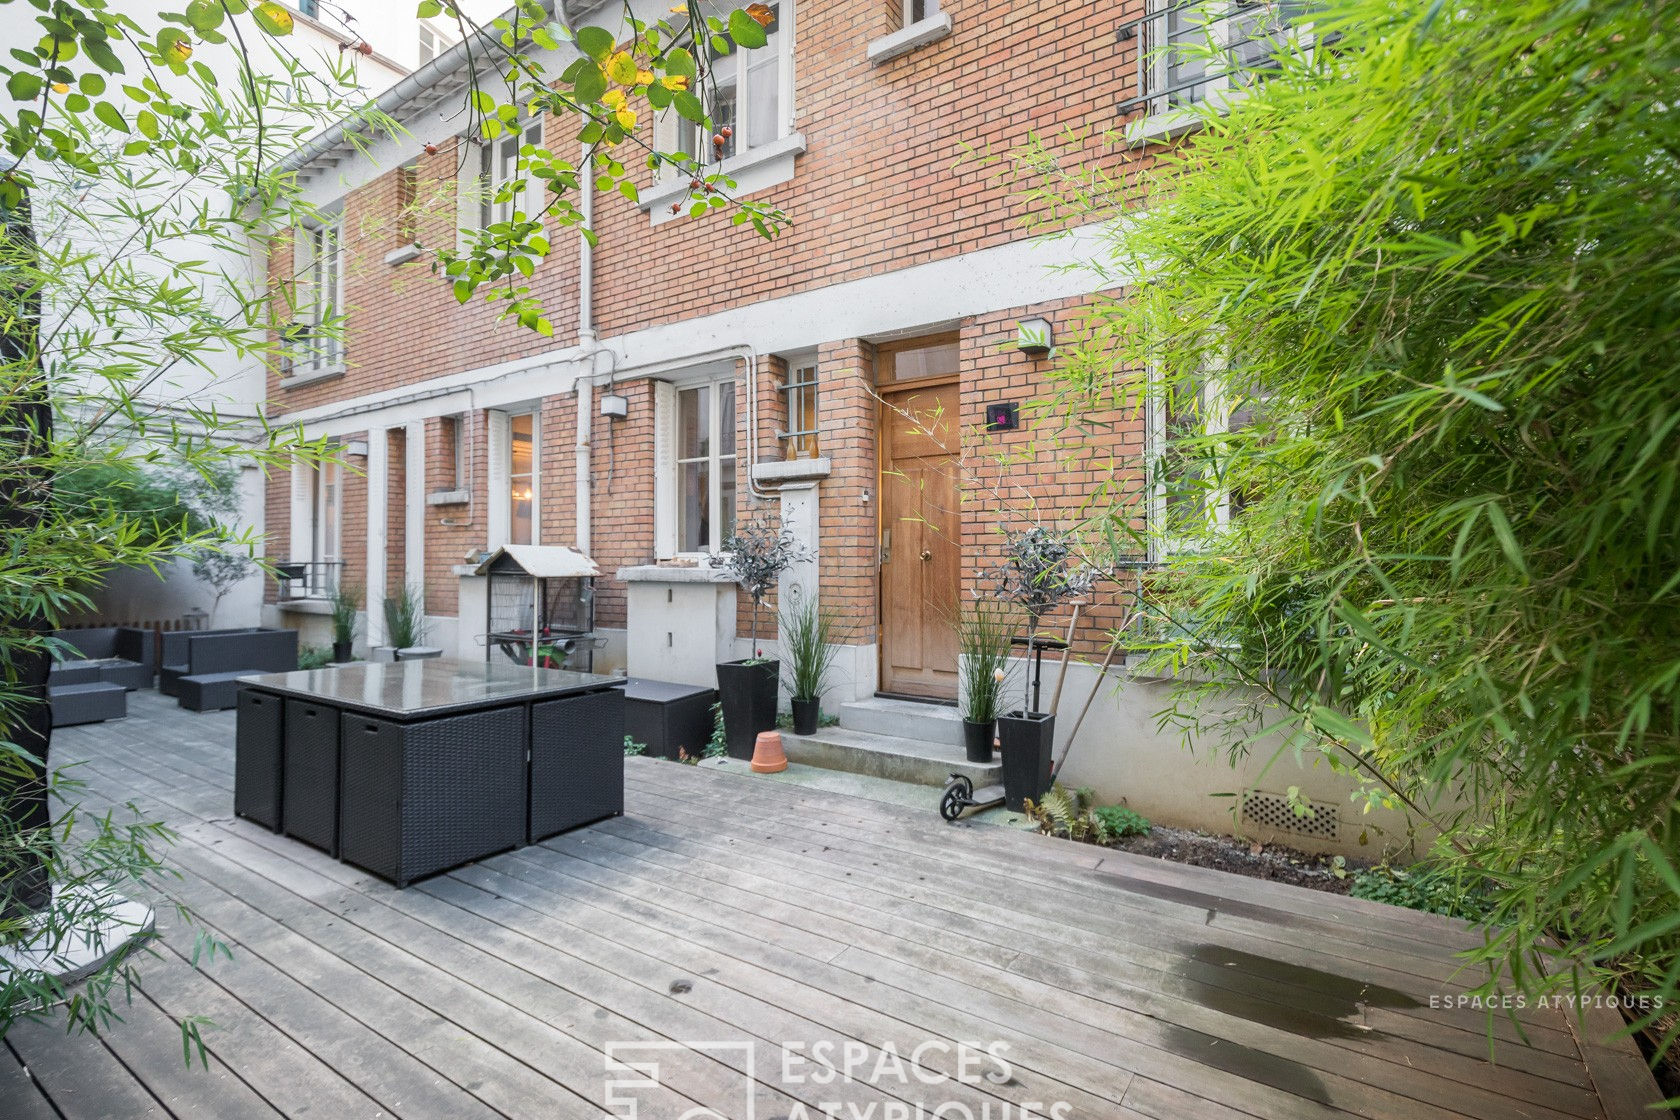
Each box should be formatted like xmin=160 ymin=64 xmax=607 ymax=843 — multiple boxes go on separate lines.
xmin=2 ymin=688 xmax=1662 ymax=1119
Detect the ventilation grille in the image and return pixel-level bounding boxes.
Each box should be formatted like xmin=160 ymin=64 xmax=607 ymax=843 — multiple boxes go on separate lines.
xmin=1241 ymin=790 xmax=1340 ymax=841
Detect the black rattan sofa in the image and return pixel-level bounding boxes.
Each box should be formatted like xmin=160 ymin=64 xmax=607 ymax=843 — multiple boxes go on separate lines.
xmin=166 ymin=628 xmax=299 ymax=711
xmin=49 ymin=627 xmax=155 ymax=691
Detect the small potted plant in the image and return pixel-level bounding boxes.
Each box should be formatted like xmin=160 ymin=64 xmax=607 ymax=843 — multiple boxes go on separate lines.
xmin=381 ymin=583 xmax=440 ymax=661
xmin=781 ymin=595 xmax=843 ymax=735
xmin=328 ymin=583 xmax=359 ymax=663
xmin=709 ymin=515 xmax=812 ymax=758
xmin=988 ymin=525 xmax=1095 ymax=810
xmin=956 ymin=599 xmax=1014 ymax=763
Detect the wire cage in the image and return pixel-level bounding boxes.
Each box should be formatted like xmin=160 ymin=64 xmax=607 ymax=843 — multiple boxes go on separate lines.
xmin=473 ymin=545 xmax=603 ymax=672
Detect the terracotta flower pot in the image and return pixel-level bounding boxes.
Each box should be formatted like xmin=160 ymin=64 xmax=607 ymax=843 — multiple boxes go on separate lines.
xmin=751 ymin=730 xmax=788 ymax=773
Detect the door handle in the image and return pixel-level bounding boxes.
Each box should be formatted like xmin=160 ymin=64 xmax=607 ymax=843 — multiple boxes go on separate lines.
xmin=920 ymin=549 xmax=932 ymax=561
xmin=879 ymin=528 xmax=891 ymax=566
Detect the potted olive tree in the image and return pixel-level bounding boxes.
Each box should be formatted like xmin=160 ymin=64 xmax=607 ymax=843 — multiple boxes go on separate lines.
xmin=956 ymin=599 xmax=1015 ymax=763
xmin=782 ymin=595 xmax=843 ymax=735
xmin=328 ymin=583 xmax=359 ymax=663
xmin=709 ymin=516 xmax=811 ymax=758
xmin=990 ymin=526 xmax=1095 ymax=810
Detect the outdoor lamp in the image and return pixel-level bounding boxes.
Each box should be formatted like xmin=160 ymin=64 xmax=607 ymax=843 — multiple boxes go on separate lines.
xmin=1015 ymin=317 xmax=1054 ymax=357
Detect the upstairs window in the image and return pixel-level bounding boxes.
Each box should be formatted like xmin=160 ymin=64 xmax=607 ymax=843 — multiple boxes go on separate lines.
xmin=662 ymin=2 xmax=791 ymax=171
xmin=1119 ymin=0 xmax=1304 ymax=119
xmin=478 ymin=117 xmax=544 ymax=228
xmin=287 ymin=217 xmax=343 ymax=377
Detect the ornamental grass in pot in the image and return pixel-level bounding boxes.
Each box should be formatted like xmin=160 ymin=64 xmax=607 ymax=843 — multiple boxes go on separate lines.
xmin=956 ymin=599 xmax=1015 ymax=763
xmin=710 ymin=516 xmax=813 ymax=759
xmin=329 ymin=582 xmax=359 ymax=663
xmin=782 ymin=595 xmax=843 ymax=735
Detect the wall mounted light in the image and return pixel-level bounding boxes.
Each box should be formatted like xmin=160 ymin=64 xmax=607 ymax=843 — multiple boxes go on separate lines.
xmin=985 ymin=402 xmax=1020 ymax=432
xmin=599 ymin=393 xmax=629 ymax=419
xmin=1015 ymin=316 xmax=1054 ymax=357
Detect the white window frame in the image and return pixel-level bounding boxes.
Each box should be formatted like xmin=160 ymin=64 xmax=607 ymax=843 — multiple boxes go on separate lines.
xmin=506 ymin=410 xmax=539 ymax=547
xmin=902 ymin=0 xmax=939 ymax=26
xmin=655 ymin=1 xmax=796 ymax=180
xmin=1147 ymin=362 xmax=1230 ymax=558
xmin=654 ymin=373 xmax=739 ymax=558
xmin=290 ymin=452 xmax=342 ymax=597
xmin=289 ymin=215 xmax=344 ymax=377
xmin=779 ymin=357 xmax=819 ymax=461
xmin=417 ymin=18 xmax=454 ymax=65
xmin=481 ymin=116 xmax=545 ymax=228
xmin=1127 ymin=0 xmax=1310 ymax=140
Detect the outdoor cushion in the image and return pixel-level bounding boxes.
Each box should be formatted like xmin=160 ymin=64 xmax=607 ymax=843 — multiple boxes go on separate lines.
xmin=179 ymin=671 xmax=257 ymax=712
xmin=159 ymin=662 xmax=188 ymax=697
xmin=49 ymin=661 xmax=104 ymax=687
xmin=49 ymin=681 xmax=128 ymax=727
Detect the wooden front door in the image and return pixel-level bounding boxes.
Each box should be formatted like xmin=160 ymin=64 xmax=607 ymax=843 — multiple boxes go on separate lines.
xmin=879 ymin=381 xmax=960 ymax=699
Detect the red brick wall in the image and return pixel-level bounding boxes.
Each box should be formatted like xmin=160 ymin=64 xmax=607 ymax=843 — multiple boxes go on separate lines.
xmin=424 ymin=411 xmax=488 ymax=613
xmin=959 ymin=298 xmax=1143 ymax=658
xmin=589 ymin=379 xmax=658 ymax=630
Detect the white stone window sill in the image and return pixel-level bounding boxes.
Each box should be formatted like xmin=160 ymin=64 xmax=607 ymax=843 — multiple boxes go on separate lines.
xmin=868 ymin=13 xmax=953 ymax=65
xmin=426 ymin=488 xmax=471 ymax=506
xmin=278 ymin=364 xmax=345 ymax=390
xmin=750 ymin=456 xmax=831 ymax=484
xmin=1124 ymin=106 xmax=1205 ymax=146
xmin=278 ymin=599 xmax=333 ymax=615
xmin=618 ymin=564 xmax=738 ymax=584
xmin=641 ymin=132 xmax=807 ymax=225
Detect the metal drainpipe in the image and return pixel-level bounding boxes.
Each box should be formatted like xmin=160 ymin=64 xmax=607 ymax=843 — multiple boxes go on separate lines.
xmin=575 ymin=139 xmax=595 ymax=554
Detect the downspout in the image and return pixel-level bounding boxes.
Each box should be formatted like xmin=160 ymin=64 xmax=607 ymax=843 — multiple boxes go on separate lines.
xmin=574 ymin=138 xmax=594 ymax=555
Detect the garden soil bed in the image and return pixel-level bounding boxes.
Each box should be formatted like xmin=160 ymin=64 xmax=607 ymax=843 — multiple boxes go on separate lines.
xmin=1107 ymin=824 xmax=1370 ymax=894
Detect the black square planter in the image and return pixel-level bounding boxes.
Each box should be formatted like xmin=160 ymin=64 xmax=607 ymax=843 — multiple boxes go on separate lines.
xmin=716 ymin=659 xmax=779 ymax=760
xmin=998 ymin=710 xmax=1054 ymax=812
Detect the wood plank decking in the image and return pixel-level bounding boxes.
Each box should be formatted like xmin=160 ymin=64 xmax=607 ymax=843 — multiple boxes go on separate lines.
xmin=3 ymin=689 xmax=1663 ymax=1119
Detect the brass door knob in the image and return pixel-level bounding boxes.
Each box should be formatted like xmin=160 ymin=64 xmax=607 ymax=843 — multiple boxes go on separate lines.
xmin=920 ymin=549 xmax=932 ymax=561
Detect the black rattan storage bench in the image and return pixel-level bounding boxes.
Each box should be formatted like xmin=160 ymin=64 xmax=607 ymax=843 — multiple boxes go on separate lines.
xmin=622 ymin=678 xmax=715 ymax=761
xmin=235 ymin=659 xmax=624 ymax=887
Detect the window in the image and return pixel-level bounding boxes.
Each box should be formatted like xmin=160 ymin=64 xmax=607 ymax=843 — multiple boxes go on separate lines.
xmin=878 ymin=334 xmax=959 ymax=385
xmin=780 ymin=360 xmax=818 ymax=460
xmin=508 ymin=412 xmax=536 ymax=546
xmin=417 ymin=19 xmax=454 ymax=65
xmin=288 ymin=217 xmax=343 ymax=377
xmin=675 ymin=379 xmax=738 ymax=553
xmin=901 ymin=0 xmax=938 ymax=27
xmin=1119 ymin=0 xmax=1303 ymax=118
xmin=1151 ymin=364 xmax=1265 ymax=549
xmin=477 ymin=117 xmax=544 ymax=228
xmin=668 ymin=2 xmax=789 ymax=167
xmin=289 ymin=454 xmax=341 ymax=597
xmin=439 ymin=414 xmax=464 ymax=491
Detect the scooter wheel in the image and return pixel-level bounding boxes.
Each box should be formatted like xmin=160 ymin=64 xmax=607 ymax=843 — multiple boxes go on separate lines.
xmin=939 ymin=775 xmax=974 ymax=822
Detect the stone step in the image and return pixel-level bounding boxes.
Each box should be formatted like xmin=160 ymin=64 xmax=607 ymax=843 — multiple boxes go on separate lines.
xmin=780 ymin=726 xmax=998 ymax=788
xmin=837 ymin=696 xmax=964 ymax=747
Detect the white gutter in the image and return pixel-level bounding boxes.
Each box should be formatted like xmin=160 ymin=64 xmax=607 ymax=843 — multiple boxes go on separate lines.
xmin=575 ymin=137 xmax=596 ymax=554
xmin=273 ymin=1 xmax=556 ymax=178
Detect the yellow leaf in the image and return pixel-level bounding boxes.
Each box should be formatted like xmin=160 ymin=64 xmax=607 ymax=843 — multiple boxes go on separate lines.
xmin=164 ymin=39 xmax=193 ymax=64
xmin=661 ymin=74 xmax=689 ymax=91
xmin=606 ymin=50 xmax=638 ymax=85
xmin=614 ymin=107 xmax=637 ymax=130
xmin=52 ymin=82 xmax=69 ymax=93
xmin=635 ymin=69 xmax=654 ymax=86
xmin=602 ymin=88 xmax=626 ymax=109
xmin=254 ymin=2 xmax=294 ymax=36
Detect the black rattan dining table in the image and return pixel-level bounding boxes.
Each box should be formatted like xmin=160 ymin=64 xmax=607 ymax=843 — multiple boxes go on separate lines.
xmin=234 ymin=659 xmax=624 ymax=887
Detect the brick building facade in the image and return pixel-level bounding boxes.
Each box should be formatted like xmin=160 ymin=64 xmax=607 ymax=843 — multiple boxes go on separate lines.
xmin=265 ymin=0 xmax=1146 ymax=688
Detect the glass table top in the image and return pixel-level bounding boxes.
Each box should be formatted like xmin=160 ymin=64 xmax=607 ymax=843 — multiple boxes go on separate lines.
xmin=239 ymin=658 xmax=620 ymax=717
